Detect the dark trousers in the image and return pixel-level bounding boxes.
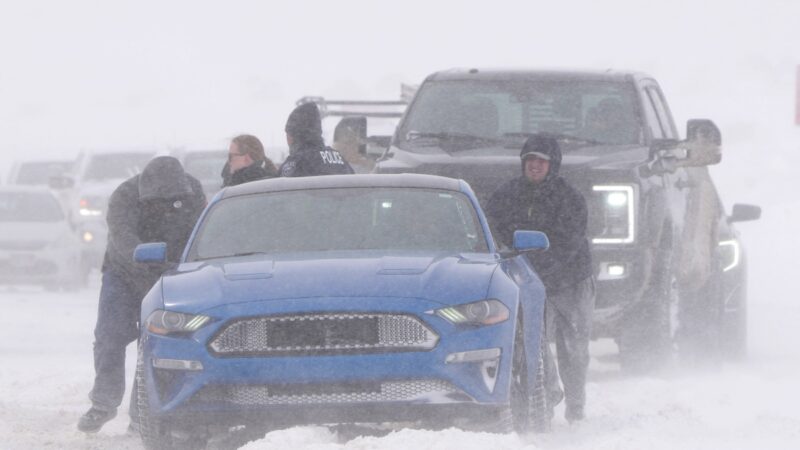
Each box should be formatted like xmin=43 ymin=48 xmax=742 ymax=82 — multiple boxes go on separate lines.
xmin=88 ymin=270 xmax=144 ymax=420
xmin=543 ymin=277 xmax=596 ymax=412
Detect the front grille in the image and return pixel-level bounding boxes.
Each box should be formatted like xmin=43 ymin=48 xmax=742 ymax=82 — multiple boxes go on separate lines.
xmin=208 ymin=313 xmax=439 ymax=357
xmin=192 ymin=380 xmax=458 ymax=405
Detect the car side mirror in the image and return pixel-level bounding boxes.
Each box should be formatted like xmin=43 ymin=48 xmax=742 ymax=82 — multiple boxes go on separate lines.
xmin=134 ymin=242 xmax=167 ymax=263
xmin=728 ymin=203 xmax=761 ymax=223
xmin=48 ymin=175 xmax=75 ymax=190
xmin=513 ymin=230 xmax=549 ymax=252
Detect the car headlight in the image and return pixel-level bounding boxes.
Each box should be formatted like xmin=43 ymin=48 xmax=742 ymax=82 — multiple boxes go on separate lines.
xmin=718 ymin=239 xmax=740 ymax=272
xmin=592 ymin=185 xmax=635 ymax=244
xmin=433 ymin=299 xmax=509 ymax=326
xmin=146 ymin=310 xmax=211 ymax=335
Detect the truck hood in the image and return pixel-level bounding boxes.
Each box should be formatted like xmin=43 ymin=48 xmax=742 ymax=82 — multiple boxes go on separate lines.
xmin=161 ymin=252 xmax=499 ymax=313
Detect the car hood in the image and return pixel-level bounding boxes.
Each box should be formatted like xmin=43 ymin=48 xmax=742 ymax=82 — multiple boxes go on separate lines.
xmin=0 ymin=222 xmax=69 ymax=245
xmin=161 ymin=252 xmax=500 ymax=313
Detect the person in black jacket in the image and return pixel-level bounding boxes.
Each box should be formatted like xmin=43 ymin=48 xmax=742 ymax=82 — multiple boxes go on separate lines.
xmin=279 ymin=102 xmax=354 ymax=177
xmin=78 ymin=156 xmax=206 ymax=433
xmin=485 ymin=135 xmax=595 ymax=423
xmin=221 ymin=134 xmax=278 ymax=187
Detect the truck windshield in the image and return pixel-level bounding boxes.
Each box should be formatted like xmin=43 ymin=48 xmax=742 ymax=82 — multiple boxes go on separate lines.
xmin=398 ymin=79 xmax=641 ymax=150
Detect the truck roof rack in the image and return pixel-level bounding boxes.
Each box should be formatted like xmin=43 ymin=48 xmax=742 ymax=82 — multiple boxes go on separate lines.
xmin=297 ymin=84 xmax=418 ymax=119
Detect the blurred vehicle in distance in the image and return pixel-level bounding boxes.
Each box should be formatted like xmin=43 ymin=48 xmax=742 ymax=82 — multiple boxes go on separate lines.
xmin=7 ymin=159 xmax=75 ymax=186
xmin=50 ymin=149 xmax=157 ymax=273
xmin=0 ymin=186 xmax=85 ymax=290
xmin=170 ymin=149 xmax=227 ymax=199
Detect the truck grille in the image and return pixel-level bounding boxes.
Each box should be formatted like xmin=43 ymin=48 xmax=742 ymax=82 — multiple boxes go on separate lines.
xmin=208 ymin=313 xmax=439 ymax=357
xmin=192 ymin=380 xmax=458 ymax=405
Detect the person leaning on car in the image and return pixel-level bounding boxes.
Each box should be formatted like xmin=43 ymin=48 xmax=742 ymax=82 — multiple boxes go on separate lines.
xmin=279 ymin=102 xmax=355 ymax=177
xmin=484 ymin=135 xmax=595 ymax=423
xmin=77 ymin=156 xmax=206 ymax=434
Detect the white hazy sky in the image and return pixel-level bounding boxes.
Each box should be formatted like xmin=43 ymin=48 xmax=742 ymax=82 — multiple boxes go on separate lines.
xmin=0 ymin=0 xmax=798 ymax=176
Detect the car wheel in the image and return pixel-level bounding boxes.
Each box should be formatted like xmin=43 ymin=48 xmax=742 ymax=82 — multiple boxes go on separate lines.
xmin=136 ymin=344 xmax=207 ymax=450
xmin=509 ymin=317 xmax=549 ymax=434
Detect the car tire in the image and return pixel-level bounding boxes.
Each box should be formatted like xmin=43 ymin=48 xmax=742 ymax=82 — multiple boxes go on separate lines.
xmin=136 ymin=344 xmax=207 ymax=450
xmin=508 ymin=317 xmax=549 ymax=434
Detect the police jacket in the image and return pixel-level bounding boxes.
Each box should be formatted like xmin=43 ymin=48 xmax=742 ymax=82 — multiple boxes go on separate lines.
xmin=486 ymin=167 xmax=592 ymax=293
xmin=102 ymin=157 xmax=206 ymax=294
xmin=280 ymin=138 xmax=354 ymax=177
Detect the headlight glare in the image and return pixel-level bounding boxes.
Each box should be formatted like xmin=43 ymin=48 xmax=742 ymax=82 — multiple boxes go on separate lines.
xmin=146 ymin=310 xmax=211 ymax=335
xmin=435 ymin=299 xmax=509 ymax=326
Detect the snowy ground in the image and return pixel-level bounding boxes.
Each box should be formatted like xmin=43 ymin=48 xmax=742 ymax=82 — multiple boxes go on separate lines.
xmin=1 ymin=197 xmax=798 ymax=449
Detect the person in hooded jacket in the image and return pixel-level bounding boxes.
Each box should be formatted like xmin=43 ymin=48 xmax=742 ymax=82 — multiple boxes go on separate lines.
xmin=279 ymin=102 xmax=355 ymax=177
xmin=485 ymin=135 xmax=595 ymax=423
xmin=78 ymin=156 xmax=206 ymax=433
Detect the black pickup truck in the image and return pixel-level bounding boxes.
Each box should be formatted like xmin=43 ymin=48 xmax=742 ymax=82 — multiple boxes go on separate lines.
xmin=374 ymin=68 xmax=761 ymax=368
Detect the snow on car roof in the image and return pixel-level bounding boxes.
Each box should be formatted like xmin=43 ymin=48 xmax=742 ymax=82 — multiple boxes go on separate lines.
xmin=221 ymin=173 xmax=464 ymax=199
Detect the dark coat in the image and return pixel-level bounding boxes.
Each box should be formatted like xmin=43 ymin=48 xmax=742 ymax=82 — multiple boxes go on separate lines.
xmin=485 ymin=139 xmax=592 ymax=293
xmin=102 ymin=157 xmax=206 ymax=294
xmin=279 ymin=144 xmax=355 ymax=177
xmin=223 ymin=162 xmax=276 ymax=187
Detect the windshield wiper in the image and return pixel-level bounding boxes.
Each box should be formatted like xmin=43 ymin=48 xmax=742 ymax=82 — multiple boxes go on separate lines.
xmin=405 ymin=131 xmax=505 ymax=152
xmin=503 ymin=132 xmax=603 ymax=146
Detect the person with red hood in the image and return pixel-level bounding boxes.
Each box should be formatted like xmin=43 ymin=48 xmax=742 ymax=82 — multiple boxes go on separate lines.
xmin=485 ymin=135 xmax=595 ymax=424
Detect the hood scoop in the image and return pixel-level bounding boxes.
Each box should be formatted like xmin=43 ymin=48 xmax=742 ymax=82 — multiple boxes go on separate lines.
xmin=223 ymin=259 xmax=275 ymax=281
xmin=377 ymin=256 xmax=433 ymax=275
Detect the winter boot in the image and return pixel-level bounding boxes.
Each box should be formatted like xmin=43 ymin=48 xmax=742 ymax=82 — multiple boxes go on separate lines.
xmin=565 ymin=404 xmax=585 ymax=423
xmin=77 ymin=407 xmax=117 ymax=433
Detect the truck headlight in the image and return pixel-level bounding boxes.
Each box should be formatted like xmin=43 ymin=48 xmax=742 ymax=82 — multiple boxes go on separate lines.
xmin=433 ymin=299 xmax=509 ymax=326
xmin=592 ymin=185 xmax=635 ymax=244
xmin=146 ymin=310 xmax=212 ymax=335
xmin=718 ymin=239 xmax=740 ymax=272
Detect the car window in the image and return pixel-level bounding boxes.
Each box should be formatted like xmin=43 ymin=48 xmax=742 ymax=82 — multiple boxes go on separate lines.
xmin=645 ymin=87 xmax=676 ymax=139
xmin=0 ymin=192 xmax=64 ymax=222
xmin=400 ymin=79 xmax=642 ymax=147
xmin=188 ymin=187 xmax=488 ymax=260
xmin=83 ymin=153 xmax=155 ymax=181
xmin=13 ymin=161 xmax=72 ymax=185
xmin=640 ymin=90 xmax=665 ymax=139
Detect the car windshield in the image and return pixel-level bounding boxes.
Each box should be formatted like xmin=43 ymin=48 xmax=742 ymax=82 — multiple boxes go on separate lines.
xmin=398 ymin=79 xmax=642 ymax=150
xmin=83 ymin=153 xmax=155 ymax=181
xmin=14 ymin=161 xmax=72 ymax=185
xmin=188 ymin=187 xmax=488 ymax=261
xmin=0 ymin=192 xmax=64 ymax=222
xmin=182 ymin=151 xmax=227 ymax=183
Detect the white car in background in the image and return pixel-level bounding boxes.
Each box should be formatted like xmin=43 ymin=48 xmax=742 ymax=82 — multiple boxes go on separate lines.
xmin=54 ymin=149 xmax=157 ymax=272
xmin=170 ymin=149 xmax=227 ymax=199
xmin=7 ymin=159 xmax=75 ymax=186
xmin=0 ymin=186 xmax=84 ymax=290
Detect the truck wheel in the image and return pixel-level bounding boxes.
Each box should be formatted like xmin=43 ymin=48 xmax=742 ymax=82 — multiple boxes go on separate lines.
xmin=721 ymin=281 xmax=747 ymax=360
xmin=676 ymin=273 xmax=724 ymax=366
xmin=509 ymin=318 xmax=550 ymax=434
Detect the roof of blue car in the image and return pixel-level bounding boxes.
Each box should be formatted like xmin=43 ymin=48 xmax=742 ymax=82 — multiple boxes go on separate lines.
xmin=220 ymin=173 xmax=464 ymax=199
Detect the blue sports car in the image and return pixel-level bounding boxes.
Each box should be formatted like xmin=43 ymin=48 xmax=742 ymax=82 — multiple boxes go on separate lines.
xmin=134 ymin=174 xmax=549 ymax=448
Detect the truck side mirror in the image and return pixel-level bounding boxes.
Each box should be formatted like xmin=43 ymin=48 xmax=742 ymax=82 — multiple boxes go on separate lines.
xmin=134 ymin=242 xmax=167 ymax=263
xmin=334 ymin=116 xmax=368 ymax=155
xmin=728 ymin=203 xmax=761 ymax=223
xmin=682 ymin=119 xmax=722 ymax=166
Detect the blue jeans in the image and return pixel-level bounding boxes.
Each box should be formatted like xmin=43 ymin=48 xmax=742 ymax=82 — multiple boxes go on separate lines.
xmin=88 ymin=270 xmax=147 ymax=419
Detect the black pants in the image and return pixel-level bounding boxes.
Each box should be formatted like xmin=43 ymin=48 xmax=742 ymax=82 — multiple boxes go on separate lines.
xmin=88 ymin=270 xmax=144 ymax=420
xmin=543 ymin=277 xmax=596 ymax=412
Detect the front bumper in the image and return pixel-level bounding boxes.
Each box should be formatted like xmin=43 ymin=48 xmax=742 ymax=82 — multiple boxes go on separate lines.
xmin=591 ymin=245 xmax=654 ymax=337
xmin=141 ymin=297 xmax=516 ymax=427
